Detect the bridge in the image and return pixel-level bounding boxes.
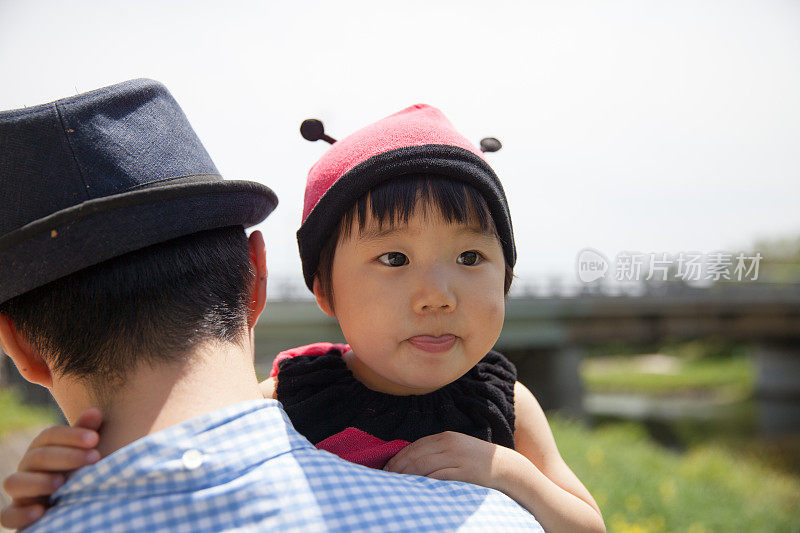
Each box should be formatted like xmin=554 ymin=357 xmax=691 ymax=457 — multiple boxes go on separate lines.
xmin=255 ymin=282 xmax=800 ymax=435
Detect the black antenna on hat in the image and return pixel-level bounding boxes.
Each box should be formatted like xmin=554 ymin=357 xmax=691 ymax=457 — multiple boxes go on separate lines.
xmin=300 ymin=119 xmax=337 ymax=145
xmin=479 ymin=137 xmax=502 ymax=153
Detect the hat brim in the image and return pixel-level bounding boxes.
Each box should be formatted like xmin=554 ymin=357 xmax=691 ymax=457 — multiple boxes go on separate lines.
xmin=0 ymin=178 xmax=277 ymax=304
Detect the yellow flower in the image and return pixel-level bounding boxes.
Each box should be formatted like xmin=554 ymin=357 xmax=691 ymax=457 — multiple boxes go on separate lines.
xmin=615 ymin=522 xmax=649 ymax=533
xmin=659 ymin=478 xmax=677 ymax=502
xmin=625 ymin=493 xmax=643 ymax=513
xmin=609 ymin=513 xmax=650 ymax=533
xmin=587 ymin=445 xmax=605 ymax=467
xmin=610 ymin=513 xmax=628 ymax=528
xmin=688 ymin=523 xmax=707 ymax=533
xmin=645 ymin=514 xmax=666 ymax=531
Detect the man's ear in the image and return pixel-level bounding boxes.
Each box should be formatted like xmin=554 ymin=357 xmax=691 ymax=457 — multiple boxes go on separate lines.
xmin=312 ymin=277 xmax=335 ymax=317
xmin=0 ymin=314 xmax=53 ymax=388
xmin=247 ymin=230 xmax=268 ymax=328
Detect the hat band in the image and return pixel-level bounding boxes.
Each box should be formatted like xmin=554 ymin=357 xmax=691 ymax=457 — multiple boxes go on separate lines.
xmin=0 ymin=174 xmax=226 ymax=252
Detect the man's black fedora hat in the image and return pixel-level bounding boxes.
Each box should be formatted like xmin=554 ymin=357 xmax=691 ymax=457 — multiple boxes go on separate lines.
xmin=0 ymin=78 xmax=278 ymax=305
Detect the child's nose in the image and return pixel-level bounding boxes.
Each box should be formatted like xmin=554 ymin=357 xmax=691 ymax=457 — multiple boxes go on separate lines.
xmin=411 ymin=268 xmax=456 ymax=314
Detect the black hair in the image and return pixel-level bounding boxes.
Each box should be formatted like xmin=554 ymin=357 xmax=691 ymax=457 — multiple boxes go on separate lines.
xmin=316 ymin=175 xmax=514 ymax=307
xmin=0 ymin=226 xmax=254 ymax=397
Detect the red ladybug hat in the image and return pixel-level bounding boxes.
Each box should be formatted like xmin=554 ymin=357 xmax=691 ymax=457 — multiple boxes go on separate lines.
xmin=297 ymin=104 xmax=515 ymax=291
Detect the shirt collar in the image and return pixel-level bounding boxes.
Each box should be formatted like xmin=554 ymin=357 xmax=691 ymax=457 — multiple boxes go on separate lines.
xmin=53 ymin=399 xmax=313 ymax=505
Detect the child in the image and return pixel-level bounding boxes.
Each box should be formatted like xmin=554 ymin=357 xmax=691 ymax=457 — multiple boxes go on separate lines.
xmin=2 ymin=105 xmax=605 ymax=533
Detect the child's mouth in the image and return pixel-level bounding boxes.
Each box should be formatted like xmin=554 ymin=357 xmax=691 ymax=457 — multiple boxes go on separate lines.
xmin=407 ymin=334 xmax=457 ymax=353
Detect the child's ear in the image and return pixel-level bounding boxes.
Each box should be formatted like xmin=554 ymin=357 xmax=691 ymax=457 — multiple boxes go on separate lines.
xmin=0 ymin=314 xmax=53 ymax=388
xmin=312 ymin=277 xmax=335 ymax=317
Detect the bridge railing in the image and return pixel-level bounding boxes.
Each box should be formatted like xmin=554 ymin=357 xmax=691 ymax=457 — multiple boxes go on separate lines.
xmin=265 ymin=275 xmax=800 ymax=302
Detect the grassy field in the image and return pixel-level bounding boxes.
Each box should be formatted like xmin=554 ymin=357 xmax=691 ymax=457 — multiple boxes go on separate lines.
xmin=550 ymin=415 xmax=800 ymax=533
xmin=0 ymin=388 xmax=55 ymax=437
xmin=576 ymin=344 xmax=799 ymax=532
xmin=581 ymin=353 xmax=754 ymax=397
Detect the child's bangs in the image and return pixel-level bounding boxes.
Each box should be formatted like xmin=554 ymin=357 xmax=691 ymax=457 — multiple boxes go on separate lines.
xmin=317 ymin=175 xmax=514 ymax=303
xmin=339 ymin=175 xmax=495 ymax=239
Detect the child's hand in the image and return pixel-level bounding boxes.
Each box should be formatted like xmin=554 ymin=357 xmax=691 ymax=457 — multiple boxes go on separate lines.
xmin=383 ymin=431 xmax=522 ymax=492
xmin=0 ymin=408 xmax=102 ymax=530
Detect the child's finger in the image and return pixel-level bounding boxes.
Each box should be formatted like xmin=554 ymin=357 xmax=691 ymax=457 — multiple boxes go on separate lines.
xmin=0 ymin=502 xmax=45 ymax=530
xmin=426 ymin=467 xmax=461 ymax=482
xmin=384 ymin=443 xmax=421 ymax=473
xmin=73 ymin=407 xmax=103 ymax=431
xmin=28 ymin=425 xmax=99 ymax=450
xmin=18 ymin=446 xmax=100 ymax=472
xmin=383 ymin=435 xmax=444 ymax=472
xmin=2 ymin=471 xmax=64 ymax=499
xmin=389 ymin=451 xmax=452 ymax=477
xmin=385 ymin=447 xmax=427 ymax=475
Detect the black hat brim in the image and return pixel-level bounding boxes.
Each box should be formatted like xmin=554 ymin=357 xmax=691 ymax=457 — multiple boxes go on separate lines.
xmin=0 ymin=178 xmax=277 ymax=304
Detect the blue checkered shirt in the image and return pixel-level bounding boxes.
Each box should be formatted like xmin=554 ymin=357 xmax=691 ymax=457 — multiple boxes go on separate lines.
xmin=27 ymin=400 xmax=543 ymax=532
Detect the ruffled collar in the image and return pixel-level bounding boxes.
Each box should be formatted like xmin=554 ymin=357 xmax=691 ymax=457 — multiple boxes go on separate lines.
xmin=275 ymin=346 xmax=517 ymax=449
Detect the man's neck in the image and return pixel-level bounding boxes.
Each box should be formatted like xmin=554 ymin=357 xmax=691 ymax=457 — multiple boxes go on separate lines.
xmin=53 ymin=339 xmax=264 ymax=457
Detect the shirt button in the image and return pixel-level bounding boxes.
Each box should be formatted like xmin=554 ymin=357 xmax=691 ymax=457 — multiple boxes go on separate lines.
xmin=182 ymin=449 xmax=204 ymax=470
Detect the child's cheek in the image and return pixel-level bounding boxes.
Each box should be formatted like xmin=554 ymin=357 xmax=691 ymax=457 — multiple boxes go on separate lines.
xmin=489 ymin=298 xmax=506 ymax=336
xmin=469 ymin=288 xmax=505 ymax=342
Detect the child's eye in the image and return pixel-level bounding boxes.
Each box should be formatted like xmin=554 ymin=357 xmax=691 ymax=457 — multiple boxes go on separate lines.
xmin=457 ymin=251 xmax=482 ymax=266
xmin=378 ymin=252 xmax=409 ymax=267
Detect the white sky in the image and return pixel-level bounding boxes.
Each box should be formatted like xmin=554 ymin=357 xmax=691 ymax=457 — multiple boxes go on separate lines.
xmin=2 ymin=0 xmax=798 ymax=293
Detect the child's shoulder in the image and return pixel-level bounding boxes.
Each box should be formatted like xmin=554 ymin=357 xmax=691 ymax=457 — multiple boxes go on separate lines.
xmin=512 ymin=380 xmax=553 ymax=445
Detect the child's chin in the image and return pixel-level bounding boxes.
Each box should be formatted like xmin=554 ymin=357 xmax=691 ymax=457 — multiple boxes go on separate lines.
xmin=403 ymin=369 xmax=464 ymax=392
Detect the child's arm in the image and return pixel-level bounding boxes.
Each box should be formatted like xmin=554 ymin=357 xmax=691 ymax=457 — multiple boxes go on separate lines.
xmin=0 ymin=408 xmax=102 ymax=530
xmin=505 ymin=380 xmax=605 ymax=532
xmin=384 ymin=381 xmax=605 ymax=533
